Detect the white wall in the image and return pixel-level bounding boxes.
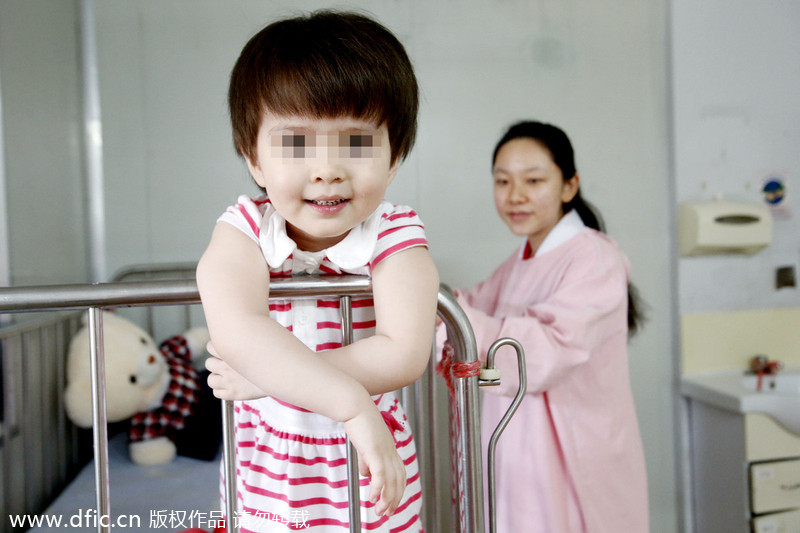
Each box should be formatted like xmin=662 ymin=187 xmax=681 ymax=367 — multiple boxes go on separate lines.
xmin=672 ymin=0 xmax=800 ymax=314
xmin=2 ymin=1 xmax=678 ymax=530
xmin=0 ymin=0 xmax=87 ymax=285
xmin=671 ymin=2 xmax=800 ymax=531
xmin=0 ymin=67 xmax=9 ymax=287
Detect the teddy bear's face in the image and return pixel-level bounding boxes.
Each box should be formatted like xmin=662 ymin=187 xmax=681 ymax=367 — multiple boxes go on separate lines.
xmin=131 ymin=334 xmax=166 ymax=389
xmin=64 ymin=313 xmax=169 ymax=426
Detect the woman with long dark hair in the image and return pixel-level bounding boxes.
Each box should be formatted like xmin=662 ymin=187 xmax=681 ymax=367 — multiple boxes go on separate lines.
xmin=456 ymin=121 xmax=649 ymax=532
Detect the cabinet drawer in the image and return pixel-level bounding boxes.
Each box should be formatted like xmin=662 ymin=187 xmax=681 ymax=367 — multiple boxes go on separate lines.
xmin=751 ymin=459 xmax=800 ymax=514
xmin=746 ymin=414 xmax=800 ymax=461
xmin=752 ymin=509 xmax=800 ymax=533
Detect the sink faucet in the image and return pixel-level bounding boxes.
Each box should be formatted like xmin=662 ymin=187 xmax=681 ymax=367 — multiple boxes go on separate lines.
xmin=749 ymin=355 xmax=784 ymax=392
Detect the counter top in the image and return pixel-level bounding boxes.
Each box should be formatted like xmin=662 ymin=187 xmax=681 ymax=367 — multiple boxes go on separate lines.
xmin=681 ymin=370 xmax=752 ymax=412
xmin=681 ymin=368 xmax=800 ymax=434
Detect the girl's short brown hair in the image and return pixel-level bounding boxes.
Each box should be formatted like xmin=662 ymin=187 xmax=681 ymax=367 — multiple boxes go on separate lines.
xmin=229 ymin=10 xmax=419 ymax=166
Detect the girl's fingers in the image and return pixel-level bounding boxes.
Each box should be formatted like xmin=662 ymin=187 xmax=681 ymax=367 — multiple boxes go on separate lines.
xmin=392 ymin=464 xmax=406 ymax=514
xmin=368 ymin=464 xmax=384 ymax=504
xmin=205 ymin=355 xmax=223 ymax=372
xmin=368 ymin=459 xmax=406 ymax=517
xmin=206 ymin=368 xmax=233 ymax=400
xmin=205 ymin=341 xmax=219 ymax=356
xmin=367 ymin=465 xmax=388 ymax=514
xmin=357 ymin=456 xmax=370 ymax=479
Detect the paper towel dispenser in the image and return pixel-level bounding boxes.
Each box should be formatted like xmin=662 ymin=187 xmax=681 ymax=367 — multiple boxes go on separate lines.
xmin=678 ymin=200 xmax=773 ymax=256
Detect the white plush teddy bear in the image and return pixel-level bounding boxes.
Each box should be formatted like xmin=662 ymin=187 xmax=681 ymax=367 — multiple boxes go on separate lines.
xmin=64 ymin=312 xmax=219 ymax=466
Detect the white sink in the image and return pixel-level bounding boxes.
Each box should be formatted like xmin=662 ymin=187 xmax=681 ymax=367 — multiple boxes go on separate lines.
xmin=742 ymin=371 xmax=800 ymax=394
xmin=682 ymin=368 xmax=800 ymax=435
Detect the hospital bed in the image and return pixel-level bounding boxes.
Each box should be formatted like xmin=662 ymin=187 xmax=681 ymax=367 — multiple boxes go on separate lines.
xmin=0 ymin=265 xmax=525 ymax=533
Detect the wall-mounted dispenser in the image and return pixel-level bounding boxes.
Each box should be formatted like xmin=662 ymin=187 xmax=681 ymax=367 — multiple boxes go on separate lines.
xmin=678 ymin=200 xmax=773 ymax=256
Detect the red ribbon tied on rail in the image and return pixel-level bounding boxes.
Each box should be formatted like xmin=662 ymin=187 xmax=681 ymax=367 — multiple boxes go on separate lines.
xmin=436 ymin=341 xmax=482 ymax=399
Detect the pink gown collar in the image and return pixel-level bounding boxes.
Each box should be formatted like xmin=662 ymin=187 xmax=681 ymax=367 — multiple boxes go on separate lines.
xmin=521 ymin=210 xmax=588 ymax=259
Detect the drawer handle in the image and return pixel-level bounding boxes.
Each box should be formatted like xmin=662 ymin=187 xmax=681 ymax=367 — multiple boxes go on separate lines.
xmin=779 ymin=483 xmax=800 ymax=491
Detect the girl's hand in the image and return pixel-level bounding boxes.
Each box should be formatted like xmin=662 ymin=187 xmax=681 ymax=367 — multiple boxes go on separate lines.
xmin=205 ymin=342 xmax=267 ymax=401
xmin=343 ymin=406 xmax=406 ymax=517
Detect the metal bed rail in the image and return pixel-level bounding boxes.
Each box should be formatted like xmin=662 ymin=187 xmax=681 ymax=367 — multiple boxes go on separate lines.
xmin=0 ymin=275 xmax=486 ymax=533
xmin=0 ymin=309 xmax=88 ymax=530
xmin=109 ymin=262 xmax=199 ymax=337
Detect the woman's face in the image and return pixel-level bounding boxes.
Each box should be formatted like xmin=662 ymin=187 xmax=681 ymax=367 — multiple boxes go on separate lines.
xmin=492 ymin=137 xmax=579 ymax=254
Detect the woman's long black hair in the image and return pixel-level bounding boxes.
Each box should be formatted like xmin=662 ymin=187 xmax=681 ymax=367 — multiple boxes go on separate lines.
xmin=493 ymin=121 xmax=645 ymax=336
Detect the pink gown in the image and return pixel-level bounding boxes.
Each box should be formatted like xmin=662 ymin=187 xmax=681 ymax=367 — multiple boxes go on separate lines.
xmin=457 ymin=211 xmax=649 ymax=533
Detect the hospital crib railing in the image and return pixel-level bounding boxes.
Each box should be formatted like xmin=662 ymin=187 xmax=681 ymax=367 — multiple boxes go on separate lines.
xmin=0 ymin=274 xmax=525 ymax=533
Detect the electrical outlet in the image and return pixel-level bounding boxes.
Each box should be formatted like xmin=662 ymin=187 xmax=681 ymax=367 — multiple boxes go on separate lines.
xmin=776 ymin=265 xmax=796 ymax=289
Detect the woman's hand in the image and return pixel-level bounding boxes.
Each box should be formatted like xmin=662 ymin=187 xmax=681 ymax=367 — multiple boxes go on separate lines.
xmin=205 ymin=342 xmax=267 ymax=401
xmin=343 ymin=405 xmax=406 ymax=517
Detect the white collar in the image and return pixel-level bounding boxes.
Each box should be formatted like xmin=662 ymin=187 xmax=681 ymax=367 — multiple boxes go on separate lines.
xmin=523 ymin=209 xmax=587 ymax=258
xmin=258 ymin=201 xmax=387 ymax=272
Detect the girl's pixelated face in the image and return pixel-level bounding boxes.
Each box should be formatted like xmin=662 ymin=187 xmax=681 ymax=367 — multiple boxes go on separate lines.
xmin=492 ymin=138 xmax=579 ymax=253
xmin=246 ymin=114 xmax=398 ymax=252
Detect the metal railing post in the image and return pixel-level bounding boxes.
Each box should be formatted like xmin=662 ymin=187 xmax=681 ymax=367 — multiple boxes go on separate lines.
xmin=87 ymin=307 xmax=110 ymax=533
xmin=340 ymin=295 xmax=361 ymax=532
xmin=423 ymin=349 xmax=438 ymax=532
xmin=436 ymin=285 xmax=484 ymax=532
xmin=221 ymin=400 xmax=238 ymax=532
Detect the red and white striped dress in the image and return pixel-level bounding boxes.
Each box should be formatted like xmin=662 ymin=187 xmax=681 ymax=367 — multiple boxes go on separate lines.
xmin=217 ymin=195 xmax=426 ymax=532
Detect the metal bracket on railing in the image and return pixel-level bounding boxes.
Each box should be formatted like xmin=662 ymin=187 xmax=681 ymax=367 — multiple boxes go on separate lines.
xmin=483 ymin=338 xmax=526 ymax=533
xmin=478 ymin=363 xmax=502 ymax=386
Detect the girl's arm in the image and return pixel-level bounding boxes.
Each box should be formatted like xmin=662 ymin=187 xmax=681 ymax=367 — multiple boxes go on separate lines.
xmin=197 ymin=222 xmax=405 ymax=516
xmin=198 ymin=222 xmax=368 ymax=418
xmin=322 ymin=246 xmax=439 ymax=395
xmin=204 ymin=245 xmax=439 ymax=398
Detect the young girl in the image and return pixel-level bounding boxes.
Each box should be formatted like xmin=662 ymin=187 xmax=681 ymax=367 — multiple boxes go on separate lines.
xmin=455 ymin=121 xmax=649 ymax=532
xmin=196 ymin=12 xmax=438 ymax=532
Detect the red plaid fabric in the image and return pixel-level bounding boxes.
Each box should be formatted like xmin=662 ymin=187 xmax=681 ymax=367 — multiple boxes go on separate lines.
xmin=128 ymin=335 xmax=200 ymax=443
